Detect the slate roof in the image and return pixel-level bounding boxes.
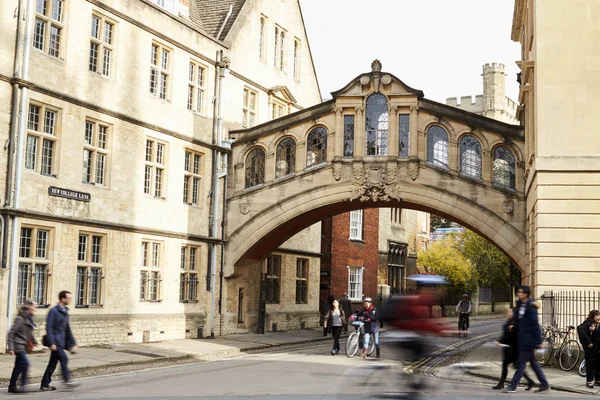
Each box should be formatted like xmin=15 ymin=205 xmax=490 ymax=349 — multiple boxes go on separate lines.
xmin=193 ymin=0 xmax=247 ymax=41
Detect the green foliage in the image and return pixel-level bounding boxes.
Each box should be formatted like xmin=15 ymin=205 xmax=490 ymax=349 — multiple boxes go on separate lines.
xmin=417 ymin=235 xmax=473 ymax=290
xmin=456 ymin=230 xmax=511 ymax=289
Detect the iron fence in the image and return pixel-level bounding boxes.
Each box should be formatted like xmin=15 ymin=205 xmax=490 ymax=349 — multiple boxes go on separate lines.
xmin=541 ymin=290 xmax=600 ymax=331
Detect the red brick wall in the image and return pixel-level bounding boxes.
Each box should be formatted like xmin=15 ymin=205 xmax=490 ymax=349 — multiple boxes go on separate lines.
xmin=322 ymin=209 xmax=379 ymax=303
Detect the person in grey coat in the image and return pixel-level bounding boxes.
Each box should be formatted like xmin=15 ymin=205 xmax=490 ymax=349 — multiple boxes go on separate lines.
xmin=339 ymin=293 xmax=353 ymax=333
xmin=7 ymin=299 xmax=37 ymax=394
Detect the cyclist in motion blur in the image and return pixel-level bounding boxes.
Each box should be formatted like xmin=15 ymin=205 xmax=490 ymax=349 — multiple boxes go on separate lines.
xmin=456 ymin=294 xmax=472 ymax=335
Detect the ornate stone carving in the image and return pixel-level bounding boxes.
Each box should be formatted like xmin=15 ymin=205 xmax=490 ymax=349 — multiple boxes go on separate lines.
xmin=333 ymin=162 xmax=342 ymax=181
xmin=359 ymin=75 xmax=371 ymax=86
xmin=355 ymin=106 xmax=364 ymax=116
xmin=387 ymin=162 xmax=397 ymax=181
xmin=240 ymin=203 xmax=250 ymax=215
xmin=371 ymin=59 xmax=382 ymax=73
xmin=408 ymin=160 xmax=419 ymax=181
xmin=350 ymin=164 xmax=403 ymax=202
xmin=502 ymin=199 xmax=514 ymax=214
xmin=335 ymin=107 xmax=343 ymax=116
xmin=352 ymin=163 xmax=364 ymax=181
xmin=410 ymin=105 xmax=419 ymax=113
xmin=381 ymin=74 xmax=392 ymax=85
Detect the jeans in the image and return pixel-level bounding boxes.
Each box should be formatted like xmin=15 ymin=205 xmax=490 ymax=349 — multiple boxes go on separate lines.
xmin=9 ymin=351 xmax=29 ymax=388
xmin=41 ymin=346 xmax=71 ymax=386
xmin=509 ymin=348 xmax=549 ymax=389
xmin=331 ymin=325 xmax=342 ymax=351
xmin=364 ymin=331 xmax=380 ymax=349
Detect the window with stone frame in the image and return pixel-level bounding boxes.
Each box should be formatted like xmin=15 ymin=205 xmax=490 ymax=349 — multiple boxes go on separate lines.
xmin=391 ymin=208 xmax=402 ymax=225
xmin=242 ymin=88 xmax=257 ymax=128
xmin=306 ymin=127 xmax=327 ymax=167
xmin=387 ymin=243 xmax=406 ymax=295
xmin=398 ymin=114 xmax=410 ymax=158
xmin=33 ymin=0 xmax=65 ymax=58
xmin=89 ymin=14 xmax=115 ymax=77
xmin=82 ymin=119 xmax=109 ymax=186
xmin=343 ymin=115 xmax=354 ymax=157
xmin=25 ymin=102 xmax=59 ymax=177
xmin=144 ymin=138 xmax=167 ymax=198
xmin=492 ymin=146 xmax=516 ymax=189
xmin=426 ymin=125 xmax=449 ymax=168
xmin=278 ymin=29 xmax=286 ymax=71
xmin=275 ymin=138 xmax=296 ymax=178
xmin=17 ymin=226 xmax=51 ymax=306
xmin=149 ymin=42 xmax=171 ymax=100
xmin=365 ymin=94 xmax=389 ymax=156
xmin=349 ymin=210 xmax=363 ymax=241
xmin=295 ymin=258 xmax=308 ymax=304
xmin=245 ymin=148 xmax=265 ymax=188
xmin=183 ymin=150 xmax=202 ymax=205
xmin=140 ymin=240 xmax=162 ymax=301
xmin=266 ymin=255 xmax=281 ymax=304
xmin=459 ymin=135 xmax=482 ymax=179
xmin=187 ymin=61 xmax=206 ymax=113
xmin=347 ymin=266 xmax=363 ymax=301
xmin=293 ymin=38 xmax=301 ymax=80
xmin=180 ymin=245 xmax=199 ymax=302
xmin=270 ymin=100 xmax=286 ymax=120
xmin=76 ymin=233 xmax=104 ymax=307
xmin=259 ymin=16 xmax=267 ymax=61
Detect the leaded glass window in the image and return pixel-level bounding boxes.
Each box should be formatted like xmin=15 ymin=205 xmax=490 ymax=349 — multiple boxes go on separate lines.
xmin=343 ymin=115 xmax=354 ymax=157
xmin=245 ymin=148 xmax=265 ymax=188
xmin=306 ymin=127 xmax=327 ymax=167
xmin=399 ymin=114 xmax=410 ymax=158
xmin=427 ymin=125 xmax=449 ymax=168
xmin=493 ymin=146 xmax=516 ymax=189
xmin=459 ymin=135 xmax=482 ymax=179
xmin=365 ymin=94 xmax=388 ymax=156
xmin=276 ymin=138 xmax=296 ymax=178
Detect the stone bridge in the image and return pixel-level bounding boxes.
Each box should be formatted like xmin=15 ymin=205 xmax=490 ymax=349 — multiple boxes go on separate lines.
xmin=225 ymin=61 xmax=526 ymax=277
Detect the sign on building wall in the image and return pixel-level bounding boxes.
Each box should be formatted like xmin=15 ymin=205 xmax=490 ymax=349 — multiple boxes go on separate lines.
xmin=48 ymin=186 xmax=91 ymax=202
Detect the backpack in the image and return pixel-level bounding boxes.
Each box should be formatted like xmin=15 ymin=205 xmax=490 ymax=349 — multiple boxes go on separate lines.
xmin=577 ymin=320 xmax=590 ymax=345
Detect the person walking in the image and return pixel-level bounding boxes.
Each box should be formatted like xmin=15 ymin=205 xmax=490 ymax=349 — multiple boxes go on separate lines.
xmin=492 ymin=308 xmax=535 ymax=390
xmin=503 ymin=285 xmax=550 ymax=393
xmin=7 ymin=299 xmax=37 ymax=394
xmin=339 ymin=293 xmax=352 ymax=333
xmin=324 ymin=299 xmax=346 ymax=355
xmin=40 ymin=290 xmax=80 ymax=391
xmin=358 ymin=297 xmax=380 ymax=359
xmin=577 ymin=309 xmax=600 ymax=388
xmin=321 ymin=295 xmax=334 ymax=337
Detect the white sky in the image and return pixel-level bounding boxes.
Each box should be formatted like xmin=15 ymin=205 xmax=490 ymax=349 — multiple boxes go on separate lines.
xmin=299 ymin=0 xmax=521 ymax=104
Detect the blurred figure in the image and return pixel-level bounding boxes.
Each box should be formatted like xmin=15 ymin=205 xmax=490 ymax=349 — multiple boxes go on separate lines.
xmin=321 ymin=295 xmax=334 ymax=337
xmin=339 ymin=293 xmax=352 ymax=333
xmin=492 ymin=308 xmax=534 ymax=390
xmin=7 ymin=299 xmax=37 ymax=394
xmin=577 ymin=309 xmax=600 ymax=388
xmin=323 ymin=299 xmax=346 ymax=355
xmin=358 ymin=297 xmax=380 ymax=358
xmin=456 ymin=294 xmax=472 ymax=331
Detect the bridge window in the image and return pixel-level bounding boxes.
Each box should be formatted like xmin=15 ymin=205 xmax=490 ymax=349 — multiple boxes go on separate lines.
xmin=276 ymin=138 xmax=296 ymax=178
xmin=493 ymin=146 xmax=516 ymax=189
xmin=365 ymin=93 xmax=388 ymax=156
xmin=388 ymin=244 xmax=406 ymax=295
xmin=399 ymin=114 xmax=410 ymax=158
xmin=306 ymin=127 xmax=327 ymax=167
xmin=459 ymin=135 xmax=482 ymax=179
xmin=295 ymin=258 xmax=308 ymax=304
xmin=266 ymin=255 xmax=281 ymax=304
xmin=426 ymin=125 xmax=449 ymax=168
xmin=349 ymin=210 xmax=363 ymax=240
xmin=245 ymin=148 xmax=265 ymax=188
xmin=348 ymin=266 xmax=363 ymax=301
xmin=344 ymin=115 xmax=354 ymax=157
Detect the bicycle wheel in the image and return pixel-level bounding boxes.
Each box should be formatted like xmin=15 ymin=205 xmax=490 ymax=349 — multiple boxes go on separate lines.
xmin=536 ymin=341 xmax=554 ymax=367
xmin=346 ymin=332 xmax=359 ymax=358
xmin=558 ymin=340 xmax=581 ymax=371
xmin=579 ymin=359 xmax=587 ymax=377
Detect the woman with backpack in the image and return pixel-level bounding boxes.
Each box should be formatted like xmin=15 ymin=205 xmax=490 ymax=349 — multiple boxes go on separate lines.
xmin=578 ymin=310 xmax=600 ymax=388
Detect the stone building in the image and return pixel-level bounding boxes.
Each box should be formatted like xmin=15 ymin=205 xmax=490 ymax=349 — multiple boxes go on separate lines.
xmin=0 ymin=0 xmax=322 ymax=349
xmin=446 ymin=63 xmax=519 ymax=125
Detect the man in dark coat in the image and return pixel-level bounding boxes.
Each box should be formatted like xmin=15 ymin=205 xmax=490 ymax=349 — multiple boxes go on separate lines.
xmin=40 ymin=290 xmax=80 ymax=390
xmin=504 ymin=285 xmax=550 ymax=393
xmin=339 ymin=293 xmax=353 ymax=333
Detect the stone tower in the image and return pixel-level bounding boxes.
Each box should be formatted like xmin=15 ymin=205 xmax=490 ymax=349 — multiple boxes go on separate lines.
xmin=482 ymin=63 xmax=507 ymax=121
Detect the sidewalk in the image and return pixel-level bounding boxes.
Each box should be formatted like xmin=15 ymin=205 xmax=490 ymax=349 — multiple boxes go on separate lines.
xmin=464 ymin=340 xmax=594 ymax=395
xmin=0 ymin=314 xmax=498 ymax=387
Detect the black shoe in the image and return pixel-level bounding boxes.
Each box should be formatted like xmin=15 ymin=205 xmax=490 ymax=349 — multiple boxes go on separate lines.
xmin=534 ymin=386 xmax=551 ymax=393
xmin=40 ymin=385 xmax=57 ymax=391
xmin=331 ymin=349 xmax=335 ymax=355
xmin=8 ymin=386 xmax=21 ymax=394
xmin=586 ymin=382 xmax=595 ymax=389
xmin=492 ymin=384 xmax=504 ymax=390
xmin=526 ymin=381 xmax=535 ymax=391
xmin=502 ymin=386 xmax=516 ymax=393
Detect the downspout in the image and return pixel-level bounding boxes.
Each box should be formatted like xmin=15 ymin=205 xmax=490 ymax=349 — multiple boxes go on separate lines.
xmin=216 ymin=5 xmax=233 ymax=41
xmin=7 ymin=0 xmax=35 ymax=326
xmin=218 ymin=149 xmax=229 ymax=336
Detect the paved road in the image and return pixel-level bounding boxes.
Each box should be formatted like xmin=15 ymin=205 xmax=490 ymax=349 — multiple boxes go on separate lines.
xmin=6 ymin=319 xmax=586 ymax=399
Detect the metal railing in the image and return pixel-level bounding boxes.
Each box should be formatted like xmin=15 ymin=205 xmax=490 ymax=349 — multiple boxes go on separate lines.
xmin=541 ymin=290 xmax=600 ymax=331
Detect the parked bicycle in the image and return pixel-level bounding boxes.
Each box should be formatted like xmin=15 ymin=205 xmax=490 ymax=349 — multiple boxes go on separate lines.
xmin=346 ymin=315 xmax=375 ymax=358
xmin=536 ymin=324 xmax=581 ymax=371
xmin=579 ymin=359 xmax=586 ymax=377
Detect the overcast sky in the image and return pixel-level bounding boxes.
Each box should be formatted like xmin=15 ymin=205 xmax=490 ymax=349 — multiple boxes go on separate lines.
xmin=299 ymin=0 xmax=521 ymax=104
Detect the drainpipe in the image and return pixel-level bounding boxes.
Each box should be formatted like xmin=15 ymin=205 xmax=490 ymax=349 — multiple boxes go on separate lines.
xmin=7 ymin=0 xmax=35 ymax=327
xmin=218 ymin=147 xmax=230 ymax=336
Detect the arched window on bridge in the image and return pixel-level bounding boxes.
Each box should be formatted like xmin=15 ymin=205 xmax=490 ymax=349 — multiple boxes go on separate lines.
xmin=365 ymin=93 xmax=388 ymax=156
xmin=275 ymin=137 xmax=296 ymax=178
xmin=426 ymin=125 xmax=449 ymax=168
xmin=459 ymin=135 xmax=482 ymax=179
xmin=306 ymin=127 xmax=327 ymax=167
xmin=245 ymin=148 xmax=265 ymax=188
xmin=492 ymin=146 xmax=516 ymax=189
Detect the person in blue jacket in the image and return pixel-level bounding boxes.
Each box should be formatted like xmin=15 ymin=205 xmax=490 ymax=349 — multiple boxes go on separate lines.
xmin=40 ymin=290 xmax=80 ymax=391
xmin=503 ymin=285 xmax=550 ymax=393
